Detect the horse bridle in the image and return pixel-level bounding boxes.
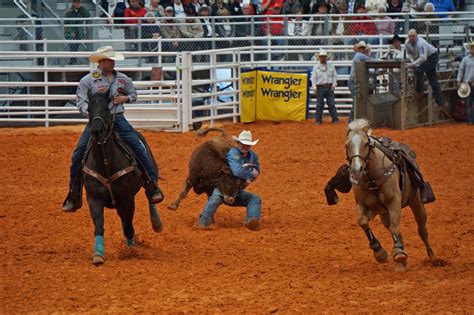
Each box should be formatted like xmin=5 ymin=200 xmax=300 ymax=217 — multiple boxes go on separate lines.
xmin=346 ymin=136 xmax=374 ymax=185
xmin=87 ymin=113 xmax=120 ymax=205
xmin=91 ymin=113 xmax=115 ymax=145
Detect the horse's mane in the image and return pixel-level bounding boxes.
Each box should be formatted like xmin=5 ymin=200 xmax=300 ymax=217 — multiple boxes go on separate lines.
xmin=347 ymin=119 xmax=371 ymax=134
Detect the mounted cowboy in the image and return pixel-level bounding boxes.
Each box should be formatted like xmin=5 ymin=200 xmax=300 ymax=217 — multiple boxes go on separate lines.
xmin=62 ymin=46 xmax=163 ymax=212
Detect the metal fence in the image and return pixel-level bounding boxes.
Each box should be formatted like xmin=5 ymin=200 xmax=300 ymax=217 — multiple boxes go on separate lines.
xmin=0 ymin=12 xmax=471 ymax=131
xmin=1 ymin=12 xmax=472 ymax=60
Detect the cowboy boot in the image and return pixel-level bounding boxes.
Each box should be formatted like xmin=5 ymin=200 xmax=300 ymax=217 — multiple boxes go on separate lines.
xmin=62 ymin=167 xmax=83 ymax=212
xmin=145 ymin=179 xmax=164 ymax=204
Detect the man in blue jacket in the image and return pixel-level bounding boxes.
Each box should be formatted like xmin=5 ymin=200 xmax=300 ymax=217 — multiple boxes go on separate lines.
xmin=196 ymin=130 xmax=262 ymax=231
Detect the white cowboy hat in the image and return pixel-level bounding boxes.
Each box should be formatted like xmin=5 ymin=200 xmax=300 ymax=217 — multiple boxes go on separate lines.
xmin=463 ymin=41 xmax=474 ymax=50
xmin=458 ymin=82 xmax=471 ymax=98
xmin=89 ymin=46 xmax=125 ymax=63
xmin=232 ymin=130 xmax=259 ymax=146
xmin=353 ymin=41 xmax=367 ymax=51
xmin=318 ymin=49 xmax=328 ymax=57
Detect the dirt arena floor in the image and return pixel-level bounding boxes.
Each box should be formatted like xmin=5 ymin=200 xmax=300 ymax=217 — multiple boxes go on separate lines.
xmin=1 ymin=119 xmax=473 ymax=313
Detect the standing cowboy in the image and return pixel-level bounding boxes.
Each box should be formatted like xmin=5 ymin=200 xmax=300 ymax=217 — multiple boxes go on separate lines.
xmin=311 ymin=49 xmax=339 ymax=125
xmin=196 ymin=130 xmax=262 ymax=231
xmin=62 ymin=46 xmax=163 ymax=212
xmin=457 ymin=41 xmax=474 ymax=125
xmin=405 ymin=29 xmax=446 ymax=109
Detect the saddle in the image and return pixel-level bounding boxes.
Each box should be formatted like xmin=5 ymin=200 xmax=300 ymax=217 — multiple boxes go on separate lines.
xmin=324 ymin=137 xmax=435 ymax=206
xmin=372 ymin=137 xmax=435 ymax=205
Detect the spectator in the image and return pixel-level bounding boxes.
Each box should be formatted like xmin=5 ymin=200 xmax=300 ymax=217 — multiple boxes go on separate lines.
xmin=148 ymin=0 xmax=164 ymax=16
xmin=348 ymin=41 xmax=373 ymax=122
xmin=260 ymin=0 xmax=285 ymax=14
xmin=234 ymin=3 xmax=254 ymax=52
xmin=113 ymin=1 xmax=127 ymax=25
xmin=331 ymin=2 xmax=350 ymax=73
xmin=288 ymin=5 xmax=311 ymax=60
xmin=215 ymin=8 xmax=235 ymax=61
xmin=180 ymin=6 xmax=205 ymax=51
xmin=64 ymin=0 xmax=91 ymax=65
xmin=387 ymin=0 xmax=404 ymax=13
xmin=348 ymin=4 xmax=378 ymax=46
xmin=405 ymin=29 xmax=447 ymax=109
xmin=211 ymin=0 xmax=231 ymax=15
xmin=387 ymin=0 xmax=404 ymax=34
xmin=187 ymin=0 xmax=202 ymax=14
xmin=229 ymin=0 xmax=244 ymax=15
xmin=344 ymin=0 xmax=365 ymax=14
xmin=310 ymin=2 xmax=331 ymax=46
xmin=364 ymin=0 xmax=387 ymax=14
xmin=199 ymin=4 xmax=213 ymax=47
xmin=124 ymin=0 xmax=148 ymax=51
xmin=375 ymin=5 xmax=395 ymax=44
xmin=174 ymin=0 xmax=186 ymax=17
xmin=311 ymin=50 xmax=339 ymax=125
xmin=142 ymin=12 xmax=160 ymax=62
xmin=428 ymin=0 xmax=455 ymax=18
xmin=160 ymin=0 xmax=176 ymax=9
xmin=160 ymin=6 xmax=183 ymax=61
xmin=261 ymin=5 xmax=284 ymax=60
xmin=282 ymin=0 xmax=299 ymax=15
xmin=419 ymin=2 xmax=440 ymax=47
xmin=456 ymin=41 xmax=474 ymax=125
xmin=327 ymin=0 xmax=341 ymax=13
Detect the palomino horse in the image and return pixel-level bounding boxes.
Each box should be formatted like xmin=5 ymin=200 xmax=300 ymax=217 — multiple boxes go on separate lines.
xmin=345 ymin=119 xmax=444 ymax=270
xmin=84 ymin=91 xmax=163 ymax=265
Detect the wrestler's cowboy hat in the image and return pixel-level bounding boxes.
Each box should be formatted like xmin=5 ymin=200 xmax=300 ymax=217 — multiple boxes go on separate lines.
xmin=353 ymin=41 xmax=367 ymax=51
xmin=232 ymin=130 xmax=259 ymax=146
xmin=458 ymin=82 xmax=471 ymax=98
xmin=89 ymin=46 xmax=125 ymax=63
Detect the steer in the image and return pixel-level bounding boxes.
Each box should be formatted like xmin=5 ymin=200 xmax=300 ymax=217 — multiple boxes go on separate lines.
xmin=168 ymin=128 xmax=247 ymax=211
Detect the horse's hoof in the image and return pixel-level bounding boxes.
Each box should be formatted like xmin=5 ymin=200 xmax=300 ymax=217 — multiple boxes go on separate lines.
xmin=167 ymin=204 xmax=178 ymax=211
xmin=92 ymin=255 xmax=105 ymax=266
xmin=393 ymin=262 xmax=407 ymax=272
xmin=126 ymin=238 xmax=136 ymax=247
xmin=152 ymin=220 xmax=163 ymax=233
xmin=374 ymin=248 xmax=388 ymax=263
xmin=393 ymin=251 xmax=408 ymax=263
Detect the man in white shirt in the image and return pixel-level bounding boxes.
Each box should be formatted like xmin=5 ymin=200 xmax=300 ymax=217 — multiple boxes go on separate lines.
xmin=311 ymin=50 xmax=339 ymax=125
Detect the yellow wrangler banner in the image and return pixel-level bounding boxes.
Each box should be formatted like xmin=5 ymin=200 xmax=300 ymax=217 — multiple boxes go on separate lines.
xmin=240 ymin=70 xmax=257 ymax=123
xmin=240 ymin=69 xmax=308 ymax=122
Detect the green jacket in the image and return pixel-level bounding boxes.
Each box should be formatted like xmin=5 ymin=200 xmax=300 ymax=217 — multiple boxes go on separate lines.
xmin=64 ymin=7 xmax=91 ymax=39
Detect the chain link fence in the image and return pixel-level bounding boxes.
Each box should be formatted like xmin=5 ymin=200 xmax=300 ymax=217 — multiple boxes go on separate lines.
xmin=2 ymin=13 xmax=471 ymax=65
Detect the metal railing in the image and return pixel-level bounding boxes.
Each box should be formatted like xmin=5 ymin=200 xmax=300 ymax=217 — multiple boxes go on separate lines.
xmin=0 ymin=12 xmax=470 ymax=131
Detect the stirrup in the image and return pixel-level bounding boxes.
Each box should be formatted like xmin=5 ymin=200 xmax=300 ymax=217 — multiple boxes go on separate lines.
xmin=62 ymin=192 xmax=82 ymax=212
xmin=149 ymin=189 xmax=164 ymax=204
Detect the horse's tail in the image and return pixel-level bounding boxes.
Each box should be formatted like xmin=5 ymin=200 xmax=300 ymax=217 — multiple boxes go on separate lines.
xmin=196 ymin=127 xmax=227 ymax=138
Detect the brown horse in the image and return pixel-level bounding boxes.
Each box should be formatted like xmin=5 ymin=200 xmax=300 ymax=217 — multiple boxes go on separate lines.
xmin=345 ymin=119 xmax=444 ymax=271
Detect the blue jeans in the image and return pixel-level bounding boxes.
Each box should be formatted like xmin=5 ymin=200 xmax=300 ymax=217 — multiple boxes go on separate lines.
xmin=415 ymin=52 xmax=445 ymax=107
xmin=68 ymin=114 xmax=158 ymax=191
xmin=467 ymin=89 xmax=474 ymax=124
xmin=199 ymin=187 xmax=261 ymax=227
xmin=315 ymin=86 xmax=338 ymax=123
